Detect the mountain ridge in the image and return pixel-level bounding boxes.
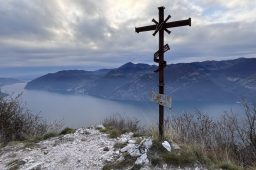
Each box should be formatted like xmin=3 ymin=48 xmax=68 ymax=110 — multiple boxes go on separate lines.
xmin=25 ymin=58 xmax=256 ymax=103
xmin=0 ymin=78 xmax=22 ymax=87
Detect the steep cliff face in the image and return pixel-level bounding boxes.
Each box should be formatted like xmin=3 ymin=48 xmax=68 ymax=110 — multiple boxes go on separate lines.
xmin=25 ymin=58 xmax=256 ymax=102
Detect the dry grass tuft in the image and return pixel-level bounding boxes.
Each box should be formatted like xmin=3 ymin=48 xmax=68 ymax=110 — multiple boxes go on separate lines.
xmin=102 ymin=114 xmax=141 ymax=138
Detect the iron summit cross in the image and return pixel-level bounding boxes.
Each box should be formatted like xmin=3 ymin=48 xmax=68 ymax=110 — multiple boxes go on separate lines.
xmin=135 ymin=6 xmax=191 ymax=139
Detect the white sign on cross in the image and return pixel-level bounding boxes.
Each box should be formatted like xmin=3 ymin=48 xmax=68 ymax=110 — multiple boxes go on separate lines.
xmin=151 ymin=91 xmax=172 ymax=108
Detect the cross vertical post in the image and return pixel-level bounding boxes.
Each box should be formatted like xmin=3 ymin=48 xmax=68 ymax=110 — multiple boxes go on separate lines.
xmin=158 ymin=7 xmax=165 ymax=140
xmin=135 ymin=6 xmax=191 ymax=140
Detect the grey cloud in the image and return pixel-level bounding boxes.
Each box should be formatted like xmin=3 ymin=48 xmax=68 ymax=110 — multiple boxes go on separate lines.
xmin=74 ymin=17 xmax=112 ymax=44
xmin=168 ymin=20 xmax=256 ymax=62
xmin=0 ymin=0 xmax=61 ymax=40
xmin=0 ymin=0 xmax=255 ymax=69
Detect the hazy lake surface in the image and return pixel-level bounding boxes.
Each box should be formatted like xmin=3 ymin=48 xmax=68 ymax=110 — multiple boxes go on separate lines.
xmin=2 ymin=83 xmax=242 ymax=128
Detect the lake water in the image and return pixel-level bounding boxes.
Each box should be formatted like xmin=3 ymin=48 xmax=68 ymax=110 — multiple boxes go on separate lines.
xmin=1 ymin=83 xmax=242 ymax=128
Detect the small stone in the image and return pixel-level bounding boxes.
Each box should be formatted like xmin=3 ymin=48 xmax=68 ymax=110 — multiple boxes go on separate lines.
xmin=119 ymin=137 xmax=128 ymax=144
xmin=128 ymin=139 xmax=136 ymax=144
xmin=135 ymin=153 xmax=149 ymax=165
xmin=43 ymin=150 xmax=48 ymax=155
xmin=106 ymin=158 xmax=113 ymax=163
xmin=84 ymin=129 xmax=91 ymax=135
xmin=72 ymin=139 xmax=80 ymax=145
xmin=26 ymin=157 xmax=35 ymax=164
xmin=120 ymin=144 xmax=135 ymax=152
xmin=75 ymin=128 xmax=84 ymax=134
xmin=97 ymin=124 xmax=105 ymax=130
xmin=162 ymin=141 xmax=171 ymax=152
xmin=114 ymin=150 xmax=120 ymax=155
xmin=128 ymin=147 xmax=141 ymax=157
xmin=128 ymin=132 xmax=134 ymax=136
xmin=138 ymin=138 xmax=152 ymax=154
xmin=163 ymin=163 xmax=168 ymax=169
xmin=75 ymin=128 xmax=90 ymax=135
xmin=65 ymin=137 xmax=75 ymax=142
xmin=103 ymin=147 xmax=109 ymax=151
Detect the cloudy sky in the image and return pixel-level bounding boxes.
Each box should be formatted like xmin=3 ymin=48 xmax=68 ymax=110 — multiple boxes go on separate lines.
xmin=0 ymin=0 xmax=256 ymax=74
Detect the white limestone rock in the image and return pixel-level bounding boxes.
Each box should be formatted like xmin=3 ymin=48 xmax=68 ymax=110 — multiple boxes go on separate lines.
xmin=141 ymin=138 xmax=152 ymax=149
xmin=162 ymin=141 xmax=171 ymax=152
xmin=118 ymin=133 xmax=133 ymax=144
xmin=120 ymin=144 xmax=136 ymax=153
xmin=135 ymin=153 xmax=149 ymax=165
xmin=119 ymin=137 xmax=128 ymax=144
xmin=128 ymin=139 xmax=136 ymax=144
xmin=96 ymin=124 xmax=105 ymax=130
xmin=127 ymin=146 xmax=141 ymax=157
xmin=128 ymin=132 xmax=134 ymax=136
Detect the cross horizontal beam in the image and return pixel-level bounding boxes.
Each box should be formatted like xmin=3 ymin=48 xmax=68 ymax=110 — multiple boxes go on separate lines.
xmin=135 ymin=18 xmax=191 ymax=33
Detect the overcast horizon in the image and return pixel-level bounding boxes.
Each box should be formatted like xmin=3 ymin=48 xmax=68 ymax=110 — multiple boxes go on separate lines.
xmin=0 ymin=0 xmax=256 ymax=78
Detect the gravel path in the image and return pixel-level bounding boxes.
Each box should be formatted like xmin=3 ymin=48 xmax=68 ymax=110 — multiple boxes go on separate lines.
xmin=0 ymin=128 xmax=117 ymax=170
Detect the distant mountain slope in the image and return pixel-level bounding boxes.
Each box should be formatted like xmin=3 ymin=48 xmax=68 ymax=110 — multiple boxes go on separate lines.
xmin=25 ymin=58 xmax=256 ymax=102
xmin=25 ymin=69 xmax=109 ymax=94
xmin=0 ymin=78 xmax=22 ymax=87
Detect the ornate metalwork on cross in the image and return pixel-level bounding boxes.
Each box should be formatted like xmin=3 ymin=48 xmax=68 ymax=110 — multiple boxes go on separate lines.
xmin=135 ymin=6 xmax=191 ymax=140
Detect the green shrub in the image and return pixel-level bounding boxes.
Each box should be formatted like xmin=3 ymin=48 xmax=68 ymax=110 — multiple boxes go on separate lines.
xmin=150 ymin=155 xmax=163 ymax=167
xmin=99 ymin=128 xmax=108 ymax=133
xmin=113 ymin=142 xmax=127 ymax=149
xmin=109 ymin=129 xmax=119 ymax=138
xmin=162 ymin=150 xmax=197 ymax=166
xmin=102 ymin=115 xmax=141 ymax=138
xmin=24 ymin=142 xmax=39 ymax=149
xmin=218 ymin=163 xmax=244 ymax=170
xmin=7 ymin=159 xmax=26 ymax=170
xmin=148 ymin=140 xmax=214 ymax=168
xmin=133 ymin=131 xmax=144 ymax=137
xmin=0 ymin=95 xmax=48 ymax=143
xmin=43 ymin=132 xmax=58 ymax=140
xmin=60 ymin=127 xmax=75 ymax=135
xmin=103 ymin=154 xmax=137 ymax=170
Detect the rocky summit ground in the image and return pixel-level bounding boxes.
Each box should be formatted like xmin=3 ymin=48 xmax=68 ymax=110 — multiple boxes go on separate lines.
xmin=0 ymin=128 xmax=117 ymax=170
xmin=0 ymin=127 xmax=205 ymax=170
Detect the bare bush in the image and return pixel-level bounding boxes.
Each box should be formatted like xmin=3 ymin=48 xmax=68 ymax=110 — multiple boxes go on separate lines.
xmin=168 ymin=101 xmax=256 ymax=167
xmin=170 ymin=111 xmax=217 ymax=148
xmin=0 ymin=94 xmax=48 ymax=143
xmin=102 ymin=114 xmax=140 ymax=137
